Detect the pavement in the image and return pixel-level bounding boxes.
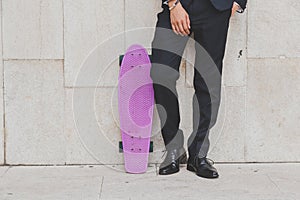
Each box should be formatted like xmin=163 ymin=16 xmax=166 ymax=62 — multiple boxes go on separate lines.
xmin=0 ymin=163 xmax=299 ymax=200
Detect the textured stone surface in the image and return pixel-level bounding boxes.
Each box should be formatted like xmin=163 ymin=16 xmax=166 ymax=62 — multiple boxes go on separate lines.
xmin=1 ymin=0 xmax=299 ymax=165
xmin=2 ymin=0 xmax=63 ymax=59
xmin=105 ymin=163 xmax=299 ymax=200
xmin=245 ymin=58 xmax=300 ymax=162
xmin=65 ymin=87 xmax=123 ymax=164
xmin=0 ymin=164 xmax=298 ymax=200
xmin=0 ymin=166 xmax=105 ymax=200
xmin=0 ymin=89 xmax=4 ymax=165
xmin=223 ymin=12 xmax=247 ymax=86
xmin=0 ymin=2 xmax=3 ymax=164
xmin=248 ymin=1 xmax=300 ymax=58
xmin=0 ymin=2 xmax=3 ymax=87
xmin=65 ymin=87 xmax=171 ymax=164
xmin=209 ymin=86 xmax=246 ymax=162
xmin=0 ymin=166 xmax=9 ymax=177
xmin=64 ymin=0 xmax=125 ymax=87
xmin=4 ymin=60 xmax=65 ymax=164
xmin=0 ymin=165 xmax=157 ymax=199
xmin=64 ymin=88 xmax=97 ymax=164
xmin=125 ymin=0 xmax=162 ymax=49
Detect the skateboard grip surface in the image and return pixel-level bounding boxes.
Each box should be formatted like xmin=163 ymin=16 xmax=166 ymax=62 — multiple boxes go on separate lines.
xmin=118 ymin=44 xmax=154 ymax=173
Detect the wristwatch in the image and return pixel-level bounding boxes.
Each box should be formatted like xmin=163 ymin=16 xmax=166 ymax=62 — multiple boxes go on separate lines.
xmin=163 ymin=0 xmax=180 ymax=11
xmin=234 ymin=2 xmax=244 ymax=13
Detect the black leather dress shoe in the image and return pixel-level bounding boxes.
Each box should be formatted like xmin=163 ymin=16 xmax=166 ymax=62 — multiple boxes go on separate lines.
xmin=187 ymin=156 xmax=219 ymax=179
xmin=159 ymin=147 xmax=187 ymax=175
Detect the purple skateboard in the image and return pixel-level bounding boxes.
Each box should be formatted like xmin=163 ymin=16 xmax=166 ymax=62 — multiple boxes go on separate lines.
xmin=118 ymin=44 xmax=154 ymax=173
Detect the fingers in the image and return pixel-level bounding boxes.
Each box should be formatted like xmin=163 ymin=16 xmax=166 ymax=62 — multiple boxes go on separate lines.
xmin=177 ymin=22 xmax=185 ymax=36
xmin=171 ymin=23 xmax=179 ymax=35
xmin=172 ymin=18 xmax=190 ymax=36
xmin=231 ymin=8 xmax=236 ymax=17
xmin=231 ymin=4 xmax=239 ymax=17
xmin=183 ymin=15 xmax=190 ymax=35
xmin=179 ymin=20 xmax=190 ymax=36
xmin=170 ymin=6 xmax=191 ymax=36
xmin=172 ymin=21 xmax=183 ymax=36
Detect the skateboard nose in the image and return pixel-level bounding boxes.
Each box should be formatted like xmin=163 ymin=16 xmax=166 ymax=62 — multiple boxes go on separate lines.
xmin=126 ymin=44 xmax=147 ymax=54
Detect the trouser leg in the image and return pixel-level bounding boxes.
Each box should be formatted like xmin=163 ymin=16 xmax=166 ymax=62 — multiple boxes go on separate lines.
xmin=187 ymin=6 xmax=232 ymax=158
xmin=150 ymin=8 xmax=189 ymax=150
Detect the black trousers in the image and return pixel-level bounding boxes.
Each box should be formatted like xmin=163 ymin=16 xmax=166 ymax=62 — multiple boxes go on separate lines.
xmin=151 ymin=0 xmax=232 ymax=159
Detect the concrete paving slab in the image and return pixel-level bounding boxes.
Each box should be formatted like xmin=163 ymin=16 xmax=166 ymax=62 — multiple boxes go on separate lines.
xmin=102 ymin=163 xmax=300 ymax=200
xmin=0 ymin=164 xmax=298 ymax=200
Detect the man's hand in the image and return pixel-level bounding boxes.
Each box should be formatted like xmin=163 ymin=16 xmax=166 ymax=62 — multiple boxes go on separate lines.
xmin=169 ymin=0 xmax=190 ymax=36
xmin=231 ymin=2 xmax=241 ymax=17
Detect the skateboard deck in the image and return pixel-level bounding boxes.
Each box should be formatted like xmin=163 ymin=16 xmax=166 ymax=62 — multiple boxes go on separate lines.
xmin=118 ymin=44 xmax=154 ymax=173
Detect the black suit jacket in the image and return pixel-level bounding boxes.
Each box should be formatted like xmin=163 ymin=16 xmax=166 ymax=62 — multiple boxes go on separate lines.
xmin=161 ymin=0 xmax=247 ymax=12
xmin=211 ymin=0 xmax=247 ymax=11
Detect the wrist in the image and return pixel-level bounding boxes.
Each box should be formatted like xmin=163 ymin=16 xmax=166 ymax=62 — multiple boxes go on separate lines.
xmin=168 ymin=0 xmax=177 ymax=7
xmin=166 ymin=0 xmax=180 ymax=11
xmin=233 ymin=2 xmax=244 ymax=13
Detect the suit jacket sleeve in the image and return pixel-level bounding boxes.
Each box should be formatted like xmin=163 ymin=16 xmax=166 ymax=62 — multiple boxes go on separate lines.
xmin=234 ymin=0 xmax=247 ymax=10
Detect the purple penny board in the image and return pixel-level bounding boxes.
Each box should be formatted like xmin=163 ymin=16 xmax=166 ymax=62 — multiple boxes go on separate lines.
xmin=118 ymin=44 xmax=154 ymax=173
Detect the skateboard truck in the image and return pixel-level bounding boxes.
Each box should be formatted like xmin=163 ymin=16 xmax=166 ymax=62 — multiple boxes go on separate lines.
xmin=119 ymin=141 xmax=154 ymax=153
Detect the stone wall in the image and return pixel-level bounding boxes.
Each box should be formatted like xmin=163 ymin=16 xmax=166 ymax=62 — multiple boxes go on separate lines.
xmin=0 ymin=0 xmax=299 ymax=165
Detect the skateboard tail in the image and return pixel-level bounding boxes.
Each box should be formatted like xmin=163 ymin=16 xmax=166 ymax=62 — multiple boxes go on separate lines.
xmin=123 ymin=151 xmax=149 ymax=174
xmin=121 ymin=132 xmax=151 ymax=174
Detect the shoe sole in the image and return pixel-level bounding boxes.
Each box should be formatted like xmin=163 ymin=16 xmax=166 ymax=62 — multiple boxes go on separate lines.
xmin=186 ymin=164 xmax=219 ymax=179
xmin=158 ymin=152 xmax=187 ymax=175
xmin=158 ymin=168 xmax=180 ymax=175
